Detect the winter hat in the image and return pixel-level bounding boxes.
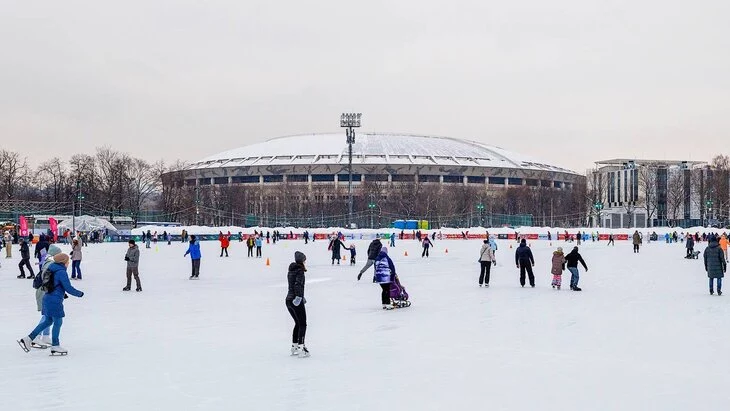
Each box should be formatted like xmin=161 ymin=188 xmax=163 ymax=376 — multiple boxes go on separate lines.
xmin=381 ymin=246 xmax=388 ymax=255
xmin=129 ymin=240 xmax=136 ymax=245
xmin=54 ymin=253 xmax=70 ymax=265
xmin=573 ymin=246 xmax=579 ymax=251
xmin=520 ymin=239 xmax=527 ymax=245
xmin=294 ymin=251 xmax=306 ymax=264
xmin=47 ymin=244 xmax=62 ymax=257
xmin=557 ymin=247 xmax=563 ymax=253
xmin=483 ymin=240 xmax=489 ymax=244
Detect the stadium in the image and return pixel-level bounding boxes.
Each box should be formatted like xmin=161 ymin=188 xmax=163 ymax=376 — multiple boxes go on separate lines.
xmin=162 ymin=133 xmax=586 ymax=228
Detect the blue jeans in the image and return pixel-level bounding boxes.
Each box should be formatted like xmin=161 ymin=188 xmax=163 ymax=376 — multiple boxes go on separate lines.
xmin=710 ymin=278 xmax=723 ymax=291
xmin=71 ymin=260 xmax=82 ymax=279
xmin=568 ymin=267 xmax=580 ymax=287
xmin=38 ymin=315 xmax=51 ymax=336
xmin=30 ymin=316 xmax=63 ymax=346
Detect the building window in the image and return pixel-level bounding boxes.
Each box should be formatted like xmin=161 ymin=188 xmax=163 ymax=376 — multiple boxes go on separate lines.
xmin=232 ymin=176 xmax=260 ymax=184
xmin=287 ymin=175 xmax=308 ymax=183
xmin=337 ymin=174 xmax=361 ymax=182
xmin=419 ymin=175 xmax=440 ymax=183
xmin=185 ymin=179 xmax=196 ymax=186
xmin=213 ymin=177 xmax=229 ymax=185
xmin=443 ymin=175 xmax=463 ymax=184
xmin=391 ymin=174 xmax=414 ymax=183
xmin=541 ymin=180 xmax=551 ymax=187
xmin=489 ymin=177 xmax=506 ymax=185
xmin=554 ymin=181 xmax=562 ymax=189
xmin=198 ymin=178 xmax=211 ymax=186
xmin=312 ymin=174 xmax=335 ymax=182
xmin=364 ymin=174 xmax=388 ymax=182
xmin=508 ymin=178 xmax=523 ymax=186
xmin=467 ymin=176 xmax=485 ymax=184
xmin=263 ymin=175 xmax=284 ymax=183
xmin=525 ymin=179 xmax=538 ymax=187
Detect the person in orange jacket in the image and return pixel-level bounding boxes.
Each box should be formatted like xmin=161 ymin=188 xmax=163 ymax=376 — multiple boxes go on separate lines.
xmin=720 ymin=234 xmax=729 ymax=263
xmin=219 ymin=231 xmax=231 ymax=257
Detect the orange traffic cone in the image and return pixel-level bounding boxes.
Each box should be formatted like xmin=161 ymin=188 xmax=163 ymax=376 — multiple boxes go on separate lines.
xmin=404 ymin=251 xmax=408 ymax=256
xmin=343 ymin=255 xmax=347 ymax=261
xmin=509 ymin=244 xmax=513 ymax=249
xmin=266 ymin=258 xmax=270 ymax=266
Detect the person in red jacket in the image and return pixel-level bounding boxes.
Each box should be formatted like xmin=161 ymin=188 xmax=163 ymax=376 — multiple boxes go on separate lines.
xmin=219 ymin=231 xmax=231 ymax=257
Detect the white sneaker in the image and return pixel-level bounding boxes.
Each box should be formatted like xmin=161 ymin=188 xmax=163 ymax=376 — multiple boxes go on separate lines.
xmin=297 ymin=345 xmax=310 ymax=358
xmin=50 ymin=345 xmax=68 ymax=355
xmin=290 ymin=344 xmax=299 ymax=356
xmin=382 ymin=304 xmax=395 ymax=310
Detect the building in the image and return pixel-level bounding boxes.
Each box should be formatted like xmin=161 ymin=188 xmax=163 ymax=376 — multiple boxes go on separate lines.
xmin=591 ymin=159 xmax=713 ymax=228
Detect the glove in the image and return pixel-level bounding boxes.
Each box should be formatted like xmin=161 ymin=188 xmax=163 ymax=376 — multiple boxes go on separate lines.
xmin=124 ymin=256 xmax=129 ymax=261
xmin=357 ymin=273 xmax=362 ymax=281
xmin=79 ymin=292 xmax=84 ymax=297
xmin=293 ymin=296 xmax=302 ymax=306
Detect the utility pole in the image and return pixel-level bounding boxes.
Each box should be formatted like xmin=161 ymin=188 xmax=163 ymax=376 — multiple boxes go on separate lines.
xmin=340 ymin=113 xmax=362 ymax=228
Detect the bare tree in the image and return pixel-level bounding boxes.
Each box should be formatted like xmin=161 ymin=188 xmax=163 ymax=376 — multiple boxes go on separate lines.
xmin=0 ymin=150 xmax=30 ymax=200
xmin=638 ymin=165 xmax=658 ymax=227
xmin=666 ymin=171 xmax=685 ymax=226
xmin=708 ymin=155 xmax=730 ymax=224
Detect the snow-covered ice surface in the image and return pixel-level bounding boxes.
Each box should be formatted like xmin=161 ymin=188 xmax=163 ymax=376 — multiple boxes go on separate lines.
xmin=1 ymin=238 xmax=729 ymax=411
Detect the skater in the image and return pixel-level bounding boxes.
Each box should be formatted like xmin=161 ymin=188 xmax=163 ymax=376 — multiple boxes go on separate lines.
xmin=489 ymin=236 xmax=498 ymax=265
xmin=255 ymin=235 xmax=263 ymax=258
xmin=358 ymin=239 xmax=382 ymax=279
xmin=686 ymin=235 xmax=695 ymax=258
xmin=184 ymin=235 xmax=202 ymax=279
xmin=219 ymin=231 xmax=230 ymax=257
xmin=17 ymin=238 xmax=35 ymax=279
xmin=515 ymin=239 xmax=535 ymax=287
xmin=286 ymin=251 xmax=309 ymax=357
xmin=30 ymin=244 xmax=62 ymax=348
xmin=70 ymin=239 xmax=82 ymax=280
xmin=329 ymin=235 xmax=346 ymax=265
xmin=720 ymin=235 xmax=729 ymax=263
xmin=389 ymin=233 xmax=395 ymax=247
xmin=632 ymin=231 xmax=641 ymax=253
xmin=124 ymin=240 xmax=142 ymax=291
xmin=246 ymin=235 xmax=255 ymax=257
xmin=348 ymin=244 xmax=357 ymax=265
xmin=4 ymin=231 xmax=13 ymax=258
xmin=362 ymin=246 xmax=396 ymax=310
xmin=565 ymin=246 xmax=588 ymax=291
xmin=551 ymin=247 xmax=566 ymax=289
xmin=608 ymin=234 xmax=615 ymax=246
xmin=421 ymin=236 xmax=433 ymax=258
xmin=705 ymin=236 xmax=726 ymax=295
xmin=478 ymin=239 xmax=495 ymax=287
xmin=145 ymin=230 xmax=152 ymax=249
xmin=34 ymin=234 xmax=50 ymax=268
xmin=17 ymin=253 xmax=84 ymax=356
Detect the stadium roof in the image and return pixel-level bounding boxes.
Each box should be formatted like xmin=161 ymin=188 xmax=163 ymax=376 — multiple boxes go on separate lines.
xmin=191 ymin=133 xmax=577 ymax=174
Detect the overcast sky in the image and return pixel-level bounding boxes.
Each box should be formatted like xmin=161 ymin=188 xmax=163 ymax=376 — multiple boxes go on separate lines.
xmin=1 ymin=0 xmax=728 ymax=172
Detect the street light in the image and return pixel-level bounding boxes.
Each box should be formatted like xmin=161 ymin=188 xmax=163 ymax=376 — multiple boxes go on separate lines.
xmin=340 ymin=112 xmax=362 ymax=228
xmin=594 ymin=201 xmax=603 ymax=227
xmin=368 ymin=199 xmax=377 ymax=229
xmin=476 ymin=202 xmax=485 ymax=226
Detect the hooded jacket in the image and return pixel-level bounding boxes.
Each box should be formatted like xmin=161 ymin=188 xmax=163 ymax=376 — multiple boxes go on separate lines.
xmin=551 ymin=251 xmax=566 ymax=275
xmin=367 ymin=239 xmax=383 ymax=260
xmin=374 ymin=250 xmax=395 ymax=284
xmin=286 ymin=261 xmax=306 ymax=301
xmin=514 ymin=243 xmax=534 ymax=266
xmin=42 ymin=262 xmax=84 ymax=318
xmin=185 ymin=240 xmax=202 ymax=259
xmin=704 ymin=240 xmax=727 ymax=278
xmin=126 ymin=244 xmax=140 ymax=268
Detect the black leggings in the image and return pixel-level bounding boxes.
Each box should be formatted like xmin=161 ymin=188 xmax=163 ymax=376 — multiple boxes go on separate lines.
xmin=479 ymin=261 xmax=492 ymax=285
xmin=422 ymin=247 xmax=429 ymax=257
xmin=19 ymin=258 xmax=35 ymax=276
xmin=247 ymin=246 xmax=253 ymax=257
xmin=286 ymin=300 xmax=307 ymax=344
xmin=220 ymin=247 xmax=228 ymax=257
xmin=380 ymin=283 xmax=391 ymax=304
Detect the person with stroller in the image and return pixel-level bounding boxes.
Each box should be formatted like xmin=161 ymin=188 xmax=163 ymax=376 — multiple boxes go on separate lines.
xmin=551 ymin=247 xmax=566 ymax=289
xmin=515 ymin=239 xmax=535 ymax=288
xmin=478 ymin=239 xmax=495 ymax=287
xmin=421 ymin=235 xmax=433 ymax=258
xmin=704 ymin=235 xmax=726 ymax=295
xmin=565 ymin=246 xmax=588 ymax=291
xmin=358 ymin=239 xmax=382 ymax=279
xmin=286 ymin=251 xmax=309 ymax=358
xmin=358 ymin=246 xmax=396 ymax=310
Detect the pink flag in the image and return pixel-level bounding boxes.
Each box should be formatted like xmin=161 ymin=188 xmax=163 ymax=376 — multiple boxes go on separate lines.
xmin=49 ymin=217 xmax=59 ymax=242
xmin=19 ymin=216 xmax=28 ymax=237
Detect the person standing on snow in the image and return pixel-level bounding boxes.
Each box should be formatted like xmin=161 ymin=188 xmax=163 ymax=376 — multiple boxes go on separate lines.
xmin=255 ymin=235 xmax=263 ymax=258
xmin=358 ymin=239 xmax=383 ymax=279
xmin=184 ymin=235 xmax=202 ymax=279
xmin=607 ymin=234 xmax=615 ymax=246
xmin=720 ymin=235 xmax=729 ymax=263
xmin=421 ymin=236 xmax=433 ymax=258
xmin=551 ymin=247 xmax=566 ymax=290
xmin=632 ymin=231 xmax=641 ymax=253
xmin=686 ymin=235 xmax=695 ymax=258
xmin=515 ymin=239 xmax=535 ymax=288
xmin=219 ymin=231 xmax=230 ymax=257
xmin=70 ymin=239 xmax=83 ymax=280
xmin=17 ymin=238 xmax=35 ymax=279
xmin=704 ymin=236 xmax=726 ymax=295
xmin=17 ymin=253 xmax=84 ymax=356
xmin=124 ymin=240 xmax=142 ymax=292
xmin=478 ymin=240 xmax=495 ymax=287
xmin=565 ymin=246 xmax=588 ymax=291
xmin=286 ymin=251 xmax=309 ymax=358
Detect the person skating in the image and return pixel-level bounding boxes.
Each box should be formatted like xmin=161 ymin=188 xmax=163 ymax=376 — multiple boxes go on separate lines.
xmin=389 ymin=233 xmax=395 ymax=247
xmin=632 ymin=231 xmax=641 ymax=253
xmin=286 ymin=251 xmax=309 ymax=358
xmin=686 ymin=235 xmax=695 ymax=258
xmin=4 ymin=231 xmax=13 ymax=258
xmin=478 ymin=240 xmax=495 ymax=287
xmin=348 ymin=244 xmax=357 ymax=265
xmin=17 ymin=253 xmax=84 ymax=356
xmin=329 ymin=235 xmax=346 ymax=265
xmin=607 ymin=234 xmax=614 ymax=246
xmin=145 ymin=230 xmax=152 ymax=249
xmin=70 ymin=239 xmax=83 ymax=280
xmin=34 ymin=234 xmax=50 ymax=268
xmin=358 ymin=239 xmax=382 ymax=279
xmin=421 ymin=236 xmax=433 ymax=258
xmin=565 ymin=246 xmax=588 ymax=291
xmin=515 ymin=239 xmax=535 ymax=287
xmin=255 ymin=235 xmax=263 ymax=258
xmin=704 ymin=236 xmax=726 ymax=295
xmin=720 ymin=235 xmax=729 ymax=263
xmin=184 ymin=235 xmax=202 ymax=279
xmin=17 ymin=238 xmax=35 ymax=279
xmin=124 ymin=240 xmax=142 ymax=291
xmin=219 ymin=231 xmax=230 ymax=257
xmin=246 ymin=235 xmax=255 ymax=257
xmin=551 ymin=247 xmax=566 ymax=290
xmin=30 ymin=244 xmax=62 ymax=348
xmin=489 ymin=236 xmax=498 ymax=265
xmin=359 ymin=246 xmax=396 ymax=309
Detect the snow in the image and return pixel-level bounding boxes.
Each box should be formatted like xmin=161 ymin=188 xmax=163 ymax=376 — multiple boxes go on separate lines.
xmin=1 ymin=237 xmax=728 ymax=410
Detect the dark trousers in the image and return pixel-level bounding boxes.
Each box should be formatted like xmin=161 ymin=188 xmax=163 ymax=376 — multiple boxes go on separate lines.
xmin=19 ymin=258 xmax=35 ymax=276
xmin=126 ymin=267 xmax=141 ymax=288
xmin=71 ymin=260 xmax=82 ymax=279
xmin=519 ymin=262 xmax=535 ymax=287
xmin=380 ymin=283 xmax=391 ymax=304
xmin=220 ymin=247 xmax=228 ymax=257
xmin=247 ymin=246 xmax=253 ymax=257
xmin=422 ymin=247 xmax=429 ymax=257
xmin=191 ymin=259 xmax=201 ymax=277
xmin=286 ymin=300 xmax=307 ymax=345
xmin=687 ymin=247 xmax=694 ymax=257
xmin=633 ymin=244 xmax=639 ymax=253
xmin=479 ymin=261 xmax=492 ymax=285
xmin=608 ymin=240 xmax=614 ymax=246
xmin=256 ymin=246 xmax=262 ymax=257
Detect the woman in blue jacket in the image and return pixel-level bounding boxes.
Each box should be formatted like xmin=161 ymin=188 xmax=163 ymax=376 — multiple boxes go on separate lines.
xmin=184 ymin=235 xmax=202 ymax=279
xmin=18 ymin=253 xmax=84 ymax=355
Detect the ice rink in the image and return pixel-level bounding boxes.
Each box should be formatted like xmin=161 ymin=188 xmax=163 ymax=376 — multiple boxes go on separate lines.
xmin=1 ymin=237 xmax=728 ymax=410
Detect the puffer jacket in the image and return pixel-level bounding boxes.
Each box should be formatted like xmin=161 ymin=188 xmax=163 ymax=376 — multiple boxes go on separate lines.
xmin=551 ymin=252 xmax=566 ymax=275
xmin=704 ymin=241 xmax=727 ymax=279
xmin=367 ymin=240 xmax=383 ymax=260
xmin=479 ymin=244 xmax=495 ymax=262
xmin=515 ymin=244 xmax=534 ymax=266
xmin=42 ymin=263 xmax=84 ymax=318
xmin=285 ymin=262 xmax=306 ymax=301
xmin=71 ymin=243 xmax=82 ymax=261
xmin=374 ymin=251 xmax=395 ymax=284
xmin=126 ymin=245 xmax=140 ymax=268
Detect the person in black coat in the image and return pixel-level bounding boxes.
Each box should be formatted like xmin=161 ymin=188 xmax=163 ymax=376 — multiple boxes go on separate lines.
xmin=686 ymin=236 xmax=696 ymax=258
xmin=330 ymin=236 xmax=347 ymax=265
xmin=704 ymin=237 xmax=726 ymax=295
xmin=17 ymin=238 xmax=35 ymax=279
xmin=564 ymin=246 xmax=588 ymax=291
xmin=358 ymin=239 xmax=382 ymax=279
xmin=286 ymin=251 xmax=309 ymax=357
xmin=514 ymin=239 xmax=535 ymax=287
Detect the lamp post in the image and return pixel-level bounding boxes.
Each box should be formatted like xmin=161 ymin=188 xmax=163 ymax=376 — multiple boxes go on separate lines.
xmin=340 ymin=113 xmax=362 ymax=228
xmin=706 ymin=200 xmax=713 ymax=227
xmin=594 ymin=201 xmax=604 ymax=227
xmin=368 ymin=197 xmax=377 ymax=229
xmin=476 ymin=202 xmax=485 ymax=227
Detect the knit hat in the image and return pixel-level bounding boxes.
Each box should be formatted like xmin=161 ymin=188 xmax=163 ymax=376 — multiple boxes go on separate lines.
xmin=520 ymin=239 xmax=527 ymax=245
xmin=294 ymin=251 xmax=306 ymax=264
xmin=48 ymin=244 xmax=62 ymax=257
xmin=54 ymin=253 xmax=70 ymax=265
xmin=557 ymin=247 xmax=563 ymax=253
xmin=381 ymin=246 xmax=388 ymax=255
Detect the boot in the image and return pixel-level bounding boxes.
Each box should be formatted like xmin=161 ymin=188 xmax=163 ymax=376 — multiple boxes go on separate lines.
xmin=573 ymin=286 xmax=582 ymax=291
xmin=290 ymin=343 xmax=299 ymax=356
xmin=136 ymin=286 xmax=142 ymax=292
xmin=28 ymin=274 xmax=35 ymax=279
xmin=297 ymin=344 xmax=310 ymax=358
xmin=17 ymin=273 xmax=26 ymax=279
xmin=50 ymin=345 xmax=68 ymax=355
xmin=382 ymin=304 xmax=395 ymax=310
xmin=17 ymin=336 xmax=33 ymax=353
xmin=719 ymin=290 xmax=723 ymax=296
xmin=123 ymin=286 xmax=131 ymax=291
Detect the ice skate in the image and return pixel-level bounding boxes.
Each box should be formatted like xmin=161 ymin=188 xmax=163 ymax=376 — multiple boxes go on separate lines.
xmin=719 ymin=290 xmax=723 ymax=296
xmin=17 ymin=273 xmax=26 ymax=279
xmin=136 ymin=287 xmax=142 ymax=292
xmin=290 ymin=344 xmax=299 ymax=356
xmin=484 ymin=284 xmax=489 ymax=288
xmin=50 ymin=345 xmax=68 ymax=356
xmin=40 ymin=335 xmax=52 ymax=346
xmin=28 ymin=274 xmax=35 ymax=279
xmin=573 ymin=286 xmax=582 ymax=291
xmin=382 ymin=304 xmax=395 ymax=310
xmin=123 ymin=286 xmax=131 ymax=291
xmin=31 ymin=336 xmax=50 ymax=349
xmin=297 ymin=345 xmax=310 ymax=358
xmin=17 ymin=336 xmax=33 ymax=353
